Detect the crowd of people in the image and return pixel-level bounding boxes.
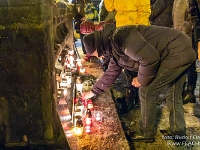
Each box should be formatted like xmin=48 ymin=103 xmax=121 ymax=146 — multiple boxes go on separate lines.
xmin=71 ymin=0 xmax=200 ymax=143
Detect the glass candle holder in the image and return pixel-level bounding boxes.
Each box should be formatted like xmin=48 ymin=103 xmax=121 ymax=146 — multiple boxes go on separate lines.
xmin=79 ymin=67 xmax=85 ymax=75
xmin=69 ymin=56 xmax=74 ymax=65
xmin=87 ymin=99 xmax=94 ymax=110
xmin=76 ymin=58 xmax=82 ymax=69
xmin=76 ymin=84 xmax=83 ymax=93
xmin=68 ymin=50 xmax=74 ymax=56
xmin=94 ymin=110 xmax=102 ymax=122
xmin=66 ymin=76 xmax=72 ymax=88
xmin=60 ymin=80 xmax=68 ymax=88
xmin=74 ymin=118 xmax=83 ymax=137
xmin=63 ymin=88 xmax=67 ymax=97
xmin=85 ymin=125 xmax=91 ymax=133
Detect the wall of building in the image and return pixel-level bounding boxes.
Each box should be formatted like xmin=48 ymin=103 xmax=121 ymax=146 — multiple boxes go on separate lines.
xmin=0 ymin=0 xmax=72 ymax=148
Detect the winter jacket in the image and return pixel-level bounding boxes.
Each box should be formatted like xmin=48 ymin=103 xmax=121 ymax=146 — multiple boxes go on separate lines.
xmin=91 ymin=25 xmax=196 ymax=95
xmin=150 ymin=0 xmax=174 ymax=27
xmin=104 ymin=0 xmax=151 ymax=27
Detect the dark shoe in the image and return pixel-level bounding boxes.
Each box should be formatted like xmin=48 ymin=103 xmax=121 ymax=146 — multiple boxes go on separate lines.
xmin=183 ymin=90 xmax=196 ymax=104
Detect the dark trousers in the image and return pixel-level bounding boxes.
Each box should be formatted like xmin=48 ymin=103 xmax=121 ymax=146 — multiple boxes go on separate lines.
xmin=123 ymin=70 xmax=139 ymax=104
xmin=186 ymin=61 xmax=197 ymax=91
xmin=139 ymin=65 xmax=190 ymax=137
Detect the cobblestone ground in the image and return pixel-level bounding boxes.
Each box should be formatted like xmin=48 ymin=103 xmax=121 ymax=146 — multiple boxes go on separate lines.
xmin=76 ymin=39 xmax=200 ymax=150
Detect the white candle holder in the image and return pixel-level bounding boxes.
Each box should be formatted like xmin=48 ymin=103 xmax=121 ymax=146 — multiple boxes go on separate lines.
xmin=60 ymin=80 xmax=68 ymax=88
xmin=76 ymin=83 xmax=83 ymax=93
xmin=79 ymin=67 xmax=85 ymax=74
xmin=94 ymin=110 xmax=102 ymax=122
xmin=66 ymin=76 xmax=72 ymax=88
xmin=68 ymin=50 xmax=74 ymax=56
xmin=63 ymin=88 xmax=67 ymax=97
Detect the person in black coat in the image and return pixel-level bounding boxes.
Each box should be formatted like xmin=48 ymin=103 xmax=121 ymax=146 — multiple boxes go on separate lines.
xmin=81 ymin=24 xmax=196 ymax=142
xmin=150 ymin=0 xmax=174 ymax=27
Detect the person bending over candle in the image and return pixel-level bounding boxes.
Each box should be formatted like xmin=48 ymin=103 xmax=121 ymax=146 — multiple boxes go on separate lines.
xmin=81 ymin=24 xmax=196 ymax=143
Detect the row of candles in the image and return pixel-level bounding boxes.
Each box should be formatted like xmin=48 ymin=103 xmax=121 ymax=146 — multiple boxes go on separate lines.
xmin=57 ymin=49 xmax=103 ymax=138
xmin=73 ymin=90 xmax=103 ymax=137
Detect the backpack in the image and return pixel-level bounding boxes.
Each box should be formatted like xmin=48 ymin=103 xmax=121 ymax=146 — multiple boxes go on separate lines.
xmin=80 ymin=21 xmax=95 ymax=34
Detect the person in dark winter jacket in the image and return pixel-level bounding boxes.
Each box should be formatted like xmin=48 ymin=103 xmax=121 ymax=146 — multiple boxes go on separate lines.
xmin=82 ymin=25 xmax=196 ymax=142
xmin=150 ymin=0 xmax=174 ymax=27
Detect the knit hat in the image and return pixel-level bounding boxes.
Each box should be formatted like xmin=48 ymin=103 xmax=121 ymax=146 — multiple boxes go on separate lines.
xmin=83 ymin=23 xmax=116 ymax=56
xmin=83 ymin=32 xmax=96 ymax=55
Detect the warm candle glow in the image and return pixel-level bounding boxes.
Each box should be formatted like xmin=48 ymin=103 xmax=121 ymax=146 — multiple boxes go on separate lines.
xmin=74 ymin=127 xmax=83 ymax=136
xmin=74 ymin=118 xmax=83 ymax=137
xmin=66 ymin=76 xmax=72 ymax=88
xmin=85 ymin=125 xmax=91 ymax=133
xmin=79 ymin=67 xmax=85 ymax=74
xmin=95 ymin=111 xmax=102 ymax=122
xmin=87 ymin=99 xmax=94 ymax=110
xmin=85 ymin=118 xmax=92 ymax=126
xmin=68 ymin=50 xmax=74 ymax=56
xmin=63 ymin=88 xmax=67 ymax=97
xmin=76 ymin=84 xmax=83 ymax=93
xmin=69 ymin=56 xmax=74 ymax=65
xmin=60 ymin=80 xmax=68 ymax=88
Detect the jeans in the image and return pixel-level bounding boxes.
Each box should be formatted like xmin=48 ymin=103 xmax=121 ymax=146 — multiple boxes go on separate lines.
xmin=139 ymin=65 xmax=190 ymax=137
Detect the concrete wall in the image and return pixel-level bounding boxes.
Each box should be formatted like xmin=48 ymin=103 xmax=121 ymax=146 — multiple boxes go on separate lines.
xmin=0 ymin=0 xmax=72 ymax=148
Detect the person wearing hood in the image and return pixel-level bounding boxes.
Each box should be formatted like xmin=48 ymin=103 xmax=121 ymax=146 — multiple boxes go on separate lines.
xmin=81 ymin=24 xmax=196 ymax=142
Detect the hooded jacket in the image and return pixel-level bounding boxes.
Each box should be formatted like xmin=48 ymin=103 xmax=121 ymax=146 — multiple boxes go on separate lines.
xmin=91 ymin=25 xmax=196 ymax=95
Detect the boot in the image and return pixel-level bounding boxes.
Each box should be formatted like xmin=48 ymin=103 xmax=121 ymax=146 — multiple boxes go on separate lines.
xmin=183 ymin=90 xmax=196 ymax=104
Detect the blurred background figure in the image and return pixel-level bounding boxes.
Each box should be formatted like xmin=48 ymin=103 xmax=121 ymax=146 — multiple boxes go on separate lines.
xmin=99 ymin=0 xmax=116 ymax=22
xmin=173 ymin=0 xmax=199 ymax=104
xmin=85 ymin=2 xmax=99 ymax=22
xmin=150 ymin=0 xmax=174 ymax=27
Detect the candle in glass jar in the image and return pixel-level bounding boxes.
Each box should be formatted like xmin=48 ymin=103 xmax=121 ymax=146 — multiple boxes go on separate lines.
xmin=74 ymin=118 xmax=83 ymax=137
xmin=68 ymin=50 xmax=74 ymax=56
xmin=79 ymin=67 xmax=85 ymax=74
xmin=85 ymin=125 xmax=91 ymax=133
xmin=69 ymin=56 xmax=74 ymax=65
xmin=96 ymin=112 xmax=101 ymax=121
xmin=76 ymin=84 xmax=83 ymax=93
xmin=63 ymin=88 xmax=67 ymax=97
xmin=87 ymin=99 xmax=94 ymax=110
xmin=85 ymin=109 xmax=92 ymax=126
xmin=76 ymin=59 xmax=82 ymax=70
xmin=66 ymin=76 xmax=72 ymax=88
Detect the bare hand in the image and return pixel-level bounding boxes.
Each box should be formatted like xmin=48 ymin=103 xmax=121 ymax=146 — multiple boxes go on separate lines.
xmin=82 ymin=91 xmax=95 ymax=100
xmin=132 ymin=77 xmax=141 ymax=88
